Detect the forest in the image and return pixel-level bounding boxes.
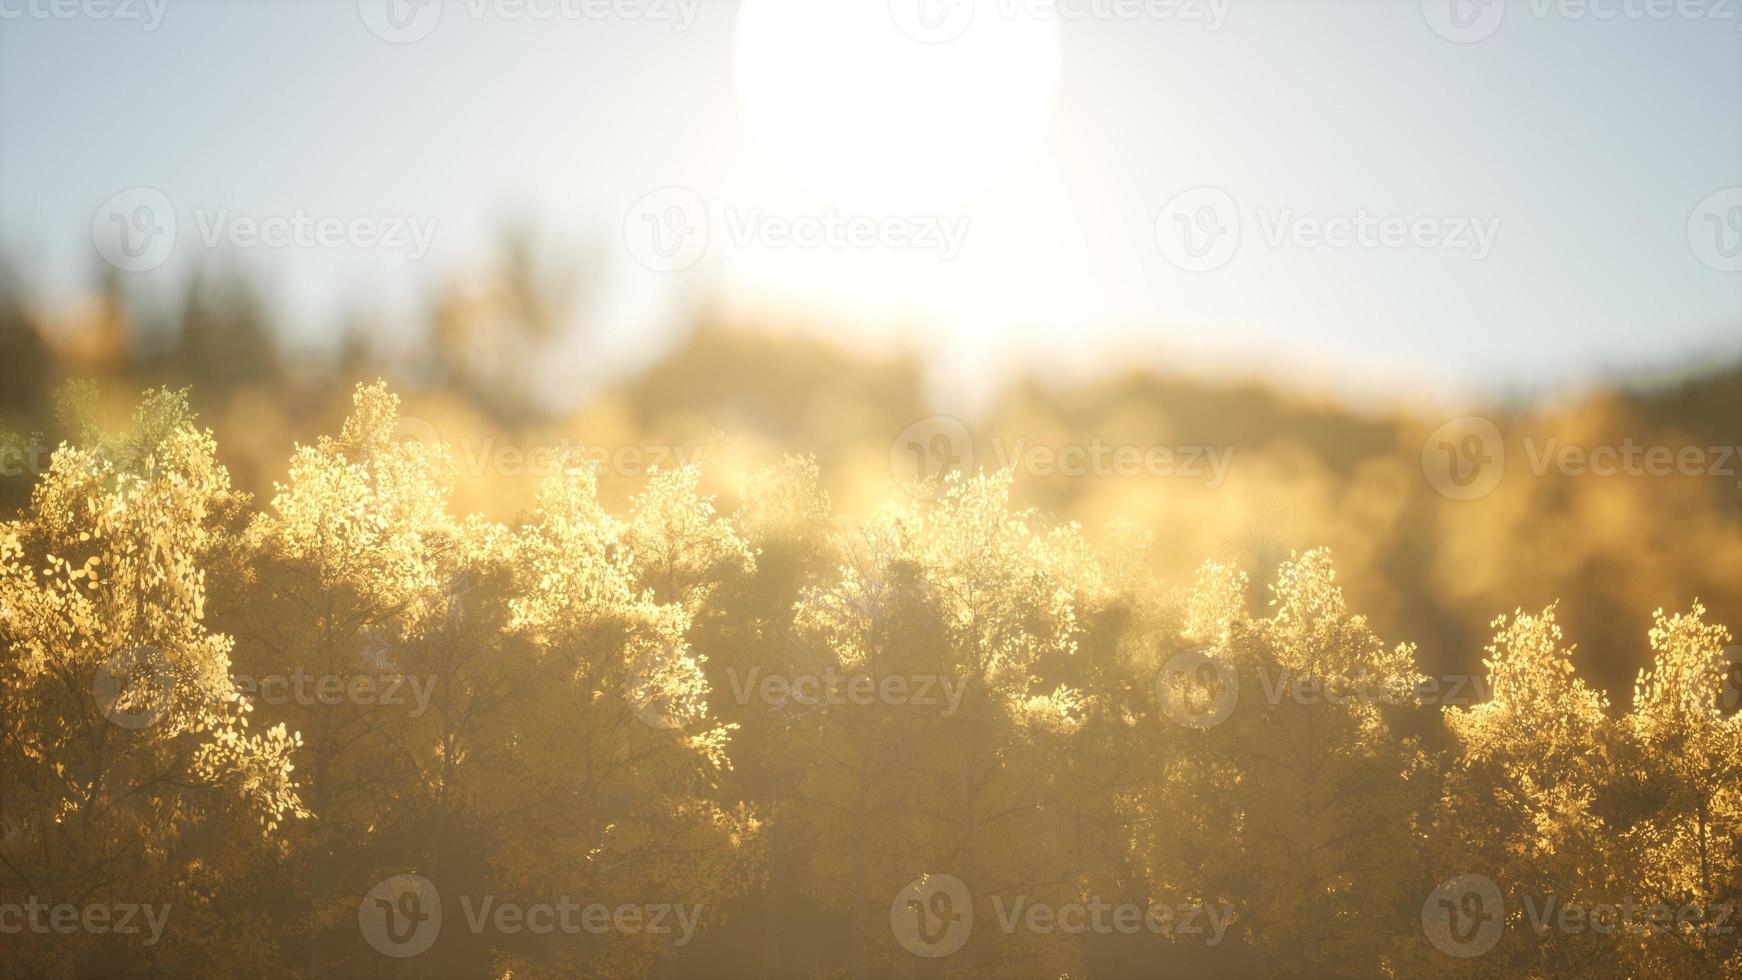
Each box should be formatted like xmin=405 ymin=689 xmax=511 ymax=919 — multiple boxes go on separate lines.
xmin=4 ymin=1 xmax=1738 ymax=974
xmin=0 ymin=358 xmax=1737 ymax=977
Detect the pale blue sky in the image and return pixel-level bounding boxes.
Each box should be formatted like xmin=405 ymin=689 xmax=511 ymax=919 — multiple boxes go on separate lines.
xmin=2 ymin=0 xmax=1738 ymax=406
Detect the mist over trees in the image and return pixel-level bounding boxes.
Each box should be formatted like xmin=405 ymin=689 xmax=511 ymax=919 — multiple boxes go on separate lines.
xmin=1 ymin=382 xmax=1737 ymax=978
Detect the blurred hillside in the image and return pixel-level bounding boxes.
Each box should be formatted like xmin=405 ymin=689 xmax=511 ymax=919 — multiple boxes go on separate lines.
xmin=1 ymin=262 xmax=1737 ymax=704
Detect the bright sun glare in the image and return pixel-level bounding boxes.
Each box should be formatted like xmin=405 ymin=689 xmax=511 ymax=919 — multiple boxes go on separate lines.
xmin=733 ymin=0 xmax=1061 ymax=213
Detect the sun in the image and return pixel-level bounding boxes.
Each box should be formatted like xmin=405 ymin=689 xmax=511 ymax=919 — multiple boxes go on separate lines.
xmin=734 ymin=0 xmax=1061 ymax=214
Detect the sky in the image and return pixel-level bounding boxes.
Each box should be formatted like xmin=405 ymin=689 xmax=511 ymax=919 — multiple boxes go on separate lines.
xmin=1 ymin=0 xmax=1739 ymax=410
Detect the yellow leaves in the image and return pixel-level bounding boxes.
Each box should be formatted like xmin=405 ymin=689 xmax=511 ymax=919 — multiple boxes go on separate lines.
xmin=1018 ymin=684 xmax=1089 ymax=735
xmin=1183 ymin=559 xmax=1248 ymax=648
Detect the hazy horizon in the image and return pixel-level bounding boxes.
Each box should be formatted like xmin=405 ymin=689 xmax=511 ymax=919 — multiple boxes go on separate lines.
xmin=3 ymin=0 xmax=1738 ymax=409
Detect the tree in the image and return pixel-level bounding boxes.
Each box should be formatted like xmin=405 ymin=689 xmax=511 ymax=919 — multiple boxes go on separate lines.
xmin=1615 ymin=604 xmax=1740 ymax=976
xmin=0 ymin=390 xmax=304 ymax=978
xmin=482 ymin=458 xmax=763 ymax=978
xmin=1430 ymin=605 xmax=1620 ymax=977
xmin=781 ymin=471 xmax=1107 ymax=977
xmin=1131 ymin=550 xmax=1433 ymax=978
xmin=230 ymin=381 xmax=455 ymax=977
